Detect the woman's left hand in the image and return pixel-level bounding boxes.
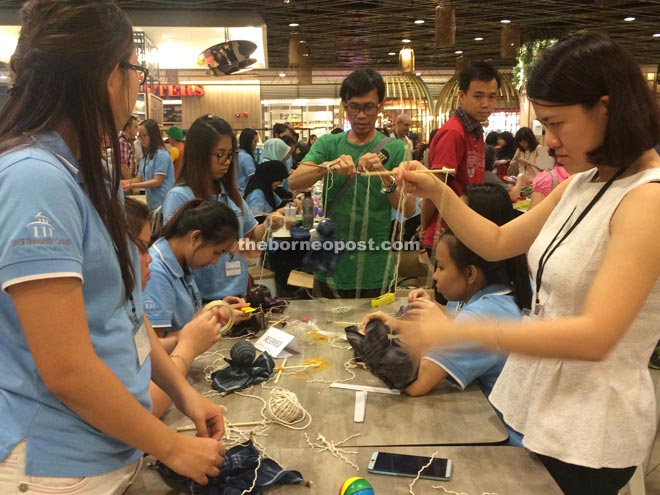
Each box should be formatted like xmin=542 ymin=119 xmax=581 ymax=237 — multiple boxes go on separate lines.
xmin=223 ymin=296 xmax=251 ymax=323
xmin=178 ymin=390 xmax=225 ymax=440
xmin=395 ymin=299 xmax=453 ymax=358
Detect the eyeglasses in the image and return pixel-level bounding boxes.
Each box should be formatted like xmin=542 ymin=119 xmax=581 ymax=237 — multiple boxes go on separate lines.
xmin=344 ymin=102 xmax=380 ymax=116
xmin=211 ymin=150 xmax=238 ymax=162
xmin=121 ymin=62 xmax=149 ymax=86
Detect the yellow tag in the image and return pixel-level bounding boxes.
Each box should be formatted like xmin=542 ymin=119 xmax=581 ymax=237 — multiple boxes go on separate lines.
xmin=371 ymin=292 xmax=395 ymax=308
xmin=241 ymin=306 xmax=257 ymax=313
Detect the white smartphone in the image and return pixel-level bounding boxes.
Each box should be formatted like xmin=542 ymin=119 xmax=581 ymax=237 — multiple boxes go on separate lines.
xmin=367 ymin=451 xmax=452 ymax=481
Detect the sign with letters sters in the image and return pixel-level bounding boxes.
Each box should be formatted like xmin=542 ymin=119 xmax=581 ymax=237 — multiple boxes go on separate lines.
xmin=146 ymin=84 xmax=205 ymax=97
xmin=254 ymin=326 xmax=300 ymax=358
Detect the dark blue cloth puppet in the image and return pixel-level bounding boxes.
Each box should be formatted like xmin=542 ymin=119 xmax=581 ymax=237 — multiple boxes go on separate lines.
xmin=345 ymin=314 xmax=418 ymax=390
xmin=157 ymin=440 xmax=304 ymax=495
xmin=211 ymin=342 xmax=275 ymax=394
xmin=302 ymin=219 xmax=345 ymax=276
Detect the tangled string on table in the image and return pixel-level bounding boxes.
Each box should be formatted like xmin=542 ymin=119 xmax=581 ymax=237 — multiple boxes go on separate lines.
xmin=304 ymin=432 xmax=360 ymax=471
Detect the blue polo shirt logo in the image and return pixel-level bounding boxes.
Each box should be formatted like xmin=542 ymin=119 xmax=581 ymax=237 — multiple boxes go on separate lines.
xmin=27 ymin=212 xmax=54 ymax=238
xmin=143 ymin=296 xmax=156 ymax=312
xmin=10 ymin=211 xmax=71 ymax=248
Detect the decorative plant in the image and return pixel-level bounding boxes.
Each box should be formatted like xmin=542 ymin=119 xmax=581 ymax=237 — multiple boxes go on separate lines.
xmin=513 ymin=38 xmax=557 ymax=90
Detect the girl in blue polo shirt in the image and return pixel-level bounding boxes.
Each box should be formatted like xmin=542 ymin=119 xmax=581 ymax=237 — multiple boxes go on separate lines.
xmin=0 ymin=1 xmax=225 ymax=492
xmin=403 ymin=184 xmax=531 ymax=445
xmin=163 ymin=115 xmax=283 ymax=300
xmin=126 ymin=198 xmax=247 ymax=417
xmin=404 ymin=185 xmax=531 ymax=395
xmin=127 ymin=118 xmax=175 ymax=210
xmin=144 ymin=199 xmax=250 ymax=336
xmin=244 ymin=160 xmax=289 ymax=215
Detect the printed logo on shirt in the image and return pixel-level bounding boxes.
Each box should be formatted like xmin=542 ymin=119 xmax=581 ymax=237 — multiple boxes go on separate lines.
xmin=10 ymin=212 xmax=71 ymax=248
xmin=143 ymin=296 xmax=157 ymax=313
xmin=28 ymin=212 xmax=54 ymax=239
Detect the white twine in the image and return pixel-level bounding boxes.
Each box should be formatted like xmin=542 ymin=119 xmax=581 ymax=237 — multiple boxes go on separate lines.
xmin=304 ymin=432 xmax=360 ymax=471
xmin=407 ymin=451 xmax=500 ymax=495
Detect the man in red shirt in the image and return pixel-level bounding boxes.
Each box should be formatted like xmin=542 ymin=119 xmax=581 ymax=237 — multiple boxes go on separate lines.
xmin=420 ymin=61 xmax=501 ymax=251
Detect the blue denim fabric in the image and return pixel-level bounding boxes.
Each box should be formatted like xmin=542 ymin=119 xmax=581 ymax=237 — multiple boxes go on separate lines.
xmin=157 ymin=440 xmax=303 ymax=495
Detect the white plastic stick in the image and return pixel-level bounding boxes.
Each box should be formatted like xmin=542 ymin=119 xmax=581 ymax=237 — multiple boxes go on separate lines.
xmin=330 ymin=382 xmax=400 ymax=395
xmin=354 ymin=390 xmax=367 ymax=423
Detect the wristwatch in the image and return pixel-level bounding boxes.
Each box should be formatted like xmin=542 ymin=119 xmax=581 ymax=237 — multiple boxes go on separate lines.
xmin=381 ymin=175 xmax=397 ymax=194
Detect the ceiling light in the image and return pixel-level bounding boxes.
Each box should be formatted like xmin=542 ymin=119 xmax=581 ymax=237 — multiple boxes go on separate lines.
xmin=0 ymin=75 xmax=8 ymax=80
xmin=500 ymin=19 xmax=511 ymax=24
xmin=388 ymin=52 xmax=396 ymax=55
xmin=415 ymin=72 xmax=422 ymax=76
xmin=624 ymin=16 xmax=635 ymax=22
xmin=474 ymin=37 xmax=483 ymax=41
xmin=289 ymin=22 xmax=299 ymax=27
xmin=455 ymin=50 xmax=463 ymax=54
xmin=299 ymin=40 xmax=306 ymax=43
xmin=414 ymin=19 xmax=425 ymax=24
xmin=401 ymin=38 xmax=411 ymax=43
xmin=654 ymin=33 xmax=660 ymax=37
xmin=278 ymin=72 xmax=286 ymax=77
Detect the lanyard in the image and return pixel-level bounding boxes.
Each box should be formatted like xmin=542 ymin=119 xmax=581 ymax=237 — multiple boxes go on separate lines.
xmin=152 ymin=243 xmax=201 ymax=311
xmin=181 ymin=275 xmax=202 ymax=311
xmin=127 ymin=296 xmax=139 ymax=325
xmin=534 ymin=166 xmax=626 ymax=315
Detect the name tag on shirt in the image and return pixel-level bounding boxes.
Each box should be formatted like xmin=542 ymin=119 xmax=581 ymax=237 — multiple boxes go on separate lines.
xmin=133 ymin=320 xmax=151 ymax=368
xmin=225 ymin=260 xmax=242 ymax=277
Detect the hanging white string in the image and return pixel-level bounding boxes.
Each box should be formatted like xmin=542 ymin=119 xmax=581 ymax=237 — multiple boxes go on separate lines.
xmin=257 ymin=217 xmax=273 ymax=285
xmin=354 ymin=174 xmax=372 ymax=300
xmin=381 ymin=179 xmax=408 ymax=294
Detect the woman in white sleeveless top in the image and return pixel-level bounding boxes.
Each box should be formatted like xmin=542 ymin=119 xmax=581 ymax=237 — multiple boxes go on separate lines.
xmin=377 ymin=32 xmax=660 ymax=495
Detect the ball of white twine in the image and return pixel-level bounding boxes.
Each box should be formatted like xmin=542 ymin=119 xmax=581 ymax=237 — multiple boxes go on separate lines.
xmin=267 ymin=388 xmax=307 ymax=426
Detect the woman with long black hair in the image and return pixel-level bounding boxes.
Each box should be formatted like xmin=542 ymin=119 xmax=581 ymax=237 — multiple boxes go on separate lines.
xmin=0 ymin=1 xmax=225 ymax=492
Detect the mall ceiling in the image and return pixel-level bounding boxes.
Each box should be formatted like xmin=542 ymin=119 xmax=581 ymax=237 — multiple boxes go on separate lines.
xmin=1 ymin=0 xmax=659 ymax=69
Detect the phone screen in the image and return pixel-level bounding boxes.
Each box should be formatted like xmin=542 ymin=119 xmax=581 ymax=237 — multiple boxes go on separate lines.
xmin=368 ymin=451 xmax=451 ymax=480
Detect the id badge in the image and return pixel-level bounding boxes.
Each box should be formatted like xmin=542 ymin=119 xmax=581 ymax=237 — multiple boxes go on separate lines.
xmin=133 ymin=320 xmax=151 ymax=368
xmin=225 ymin=260 xmax=242 ymax=277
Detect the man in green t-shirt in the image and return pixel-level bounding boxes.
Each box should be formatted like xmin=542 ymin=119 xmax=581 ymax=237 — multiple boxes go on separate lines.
xmin=289 ymin=69 xmax=415 ymax=298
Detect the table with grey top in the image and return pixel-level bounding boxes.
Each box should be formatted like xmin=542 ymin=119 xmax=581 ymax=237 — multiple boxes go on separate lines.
xmin=127 ymin=298 xmax=561 ymax=494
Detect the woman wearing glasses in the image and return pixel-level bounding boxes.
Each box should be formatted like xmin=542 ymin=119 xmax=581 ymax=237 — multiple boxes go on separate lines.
xmin=142 ymin=199 xmax=249 ymax=339
xmin=163 ymin=115 xmax=283 ymax=301
xmin=0 ymin=1 xmax=225 ymax=493
xmin=126 ymin=197 xmax=242 ymax=417
xmin=127 ymin=118 xmax=175 ymax=211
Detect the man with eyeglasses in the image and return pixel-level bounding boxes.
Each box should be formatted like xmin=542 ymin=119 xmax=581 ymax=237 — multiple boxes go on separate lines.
xmin=289 ymin=68 xmax=415 ymax=298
